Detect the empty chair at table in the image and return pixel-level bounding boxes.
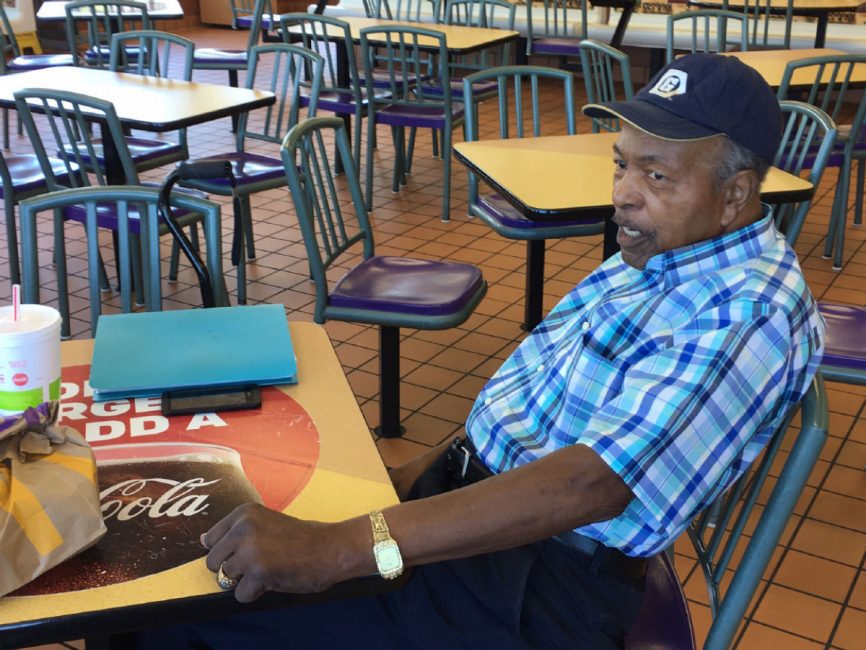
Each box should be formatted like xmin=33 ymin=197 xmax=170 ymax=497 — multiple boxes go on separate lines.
xmin=776 ymin=53 xmax=866 ymax=270
xmin=177 ymin=43 xmax=324 ymax=305
xmin=370 ymin=0 xmax=443 ymax=22
xmin=524 ymin=0 xmax=587 ymax=64
xmin=14 ymin=88 xmax=212 ymax=335
xmin=281 ymin=116 xmax=487 ymax=438
xmin=64 ymin=0 xmax=152 ymax=70
xmin=360 ymin=25 xmax=464 ymax=222
xmin=193 ymin=0 xmax=268 ymax=89
xmin=463 ymin=64 xmax=604 ymax=331
xmin=20 ymin=185 xmax=228 ymax=336
xmin=579 ymin=39 xmax=634 ymax=134
xmin=665 ymin=9 xmax=749 ymax=63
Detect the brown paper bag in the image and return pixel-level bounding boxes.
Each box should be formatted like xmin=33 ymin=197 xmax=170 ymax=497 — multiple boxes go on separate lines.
xmin=0 ymin=401 xmax=106 ymax=597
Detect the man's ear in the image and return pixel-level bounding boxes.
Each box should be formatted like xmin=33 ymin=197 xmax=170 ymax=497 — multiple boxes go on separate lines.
xmin=721 ymin=169 xmax=761 ymax=228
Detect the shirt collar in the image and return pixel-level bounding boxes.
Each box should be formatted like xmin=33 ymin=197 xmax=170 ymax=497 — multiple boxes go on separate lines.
xmin=643 ymin=207 xmax=777 ymax=286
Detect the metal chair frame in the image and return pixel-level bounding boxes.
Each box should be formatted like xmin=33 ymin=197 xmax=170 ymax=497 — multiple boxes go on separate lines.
xmin=579 ymin=39 xmax=634 ymax=134
xmin=665 ymin=9 xmax=749 ymax=63
xmin=64 ymin=0 xmax=152 ymax=69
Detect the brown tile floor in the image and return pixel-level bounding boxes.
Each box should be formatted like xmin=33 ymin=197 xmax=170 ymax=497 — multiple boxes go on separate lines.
xmin=7 ymin=25 xmax=866 ymax=650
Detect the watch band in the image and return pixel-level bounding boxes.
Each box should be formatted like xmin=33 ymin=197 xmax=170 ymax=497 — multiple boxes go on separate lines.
xmin=369 ymin=509 xmax=392 ymax=544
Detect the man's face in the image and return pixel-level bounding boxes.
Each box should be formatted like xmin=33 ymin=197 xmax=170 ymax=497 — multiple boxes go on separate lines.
xmin=611 ymin=124 xmax=731 ymax=270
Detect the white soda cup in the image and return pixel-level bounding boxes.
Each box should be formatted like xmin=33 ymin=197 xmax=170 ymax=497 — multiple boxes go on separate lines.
xmin=0 ymin=305 xmax=61 ymax=415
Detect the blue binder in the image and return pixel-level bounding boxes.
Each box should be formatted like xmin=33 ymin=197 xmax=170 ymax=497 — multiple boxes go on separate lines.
xmin=89 ymin=305 xmax=298 ymax=401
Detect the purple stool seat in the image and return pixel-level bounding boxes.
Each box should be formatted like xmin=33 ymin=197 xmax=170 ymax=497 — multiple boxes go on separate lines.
xmin=476 ymin=192 xmax=603 ymax=233
xmin=194 ymin=48 xmax=247 ymax=66
xmin=7 ymin=53 xmax=75 ymax=71
xmin=818 ymin=302 xmax=866 ymax=371
xmin=0 ymin=155 xmax=73 ymax=196
xmin=375 ymin=103 xmax=464 ymax=129
xmin=236 ymin=15 xmax=275 ymax=29
xmin=531 ymin=37 xmax=582 ymax=57
xmin=624 ymin=553 xmax=695 ymax=650
xmin=422 ymin=78 xmax=498 ymax=100
xmin=330 ymin=256 xmax=484 ymax=317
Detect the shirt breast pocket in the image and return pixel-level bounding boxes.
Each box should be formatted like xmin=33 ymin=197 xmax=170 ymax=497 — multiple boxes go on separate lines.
xmin=557 ymin=344 xmax=627 ymax=436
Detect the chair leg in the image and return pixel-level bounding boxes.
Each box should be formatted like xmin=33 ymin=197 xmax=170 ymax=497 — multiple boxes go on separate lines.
xmin=390 ymin=126 xmax=403 ymax=193
xmin=5 ymin=195 xmax=20 ymax=285
xmin=2 ymin=107 xmax=8 ymax=150
xmin=366 ymin=116 xmax=376 ymax=212
xmin=855 ymin=159 xmax=864 ymax=227
xmin=55 ymin=211 xmax=71 ymax=339
xmin=375 ymin=325 xmax=404 ymax=438
xmin=833 ymin=158 xmax=853 ymax=270
xmin=441 ymin=125 xmax=452 ymax=223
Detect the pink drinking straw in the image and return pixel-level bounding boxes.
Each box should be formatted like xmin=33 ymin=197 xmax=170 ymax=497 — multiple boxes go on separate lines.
xmin=12 ymin=284 xmax=20 ymax=322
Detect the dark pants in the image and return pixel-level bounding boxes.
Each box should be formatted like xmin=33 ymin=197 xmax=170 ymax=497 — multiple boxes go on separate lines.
xmin=136 ymin=452 xmax=645 ymax=649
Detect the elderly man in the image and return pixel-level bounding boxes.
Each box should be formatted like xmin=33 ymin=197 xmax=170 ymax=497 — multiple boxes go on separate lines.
xmin=143 ymin=53 xmax=824 ymax=649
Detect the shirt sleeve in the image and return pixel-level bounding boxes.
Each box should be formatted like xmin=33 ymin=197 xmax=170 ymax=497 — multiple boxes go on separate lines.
xmin=577 ymin=299 xmax=793 ymax=532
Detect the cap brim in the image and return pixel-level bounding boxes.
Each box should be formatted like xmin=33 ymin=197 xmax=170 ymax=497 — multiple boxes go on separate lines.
xmin=583 ymin=99 xmax=722 ymax=144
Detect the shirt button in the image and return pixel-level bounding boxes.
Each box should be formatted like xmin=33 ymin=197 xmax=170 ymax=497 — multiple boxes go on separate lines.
xmin=581 ymin=321 xmax=590 ymax=331
xmin=537 ymin=364 xmax=544 ymax=373
xmin=485 ymin=397 xmax=492 ymax=406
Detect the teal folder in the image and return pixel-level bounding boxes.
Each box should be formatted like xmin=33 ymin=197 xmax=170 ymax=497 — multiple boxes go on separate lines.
xmin=89 ymin=304 xmax=298 ymax=401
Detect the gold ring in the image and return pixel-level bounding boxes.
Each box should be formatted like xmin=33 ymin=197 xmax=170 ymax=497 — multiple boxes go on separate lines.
xmin=217 ymin=562 xmax=240 ymax=590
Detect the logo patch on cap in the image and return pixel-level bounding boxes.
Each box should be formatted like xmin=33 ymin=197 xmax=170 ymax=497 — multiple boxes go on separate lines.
xmin=649 ymin=70 xmax=688 ymax=100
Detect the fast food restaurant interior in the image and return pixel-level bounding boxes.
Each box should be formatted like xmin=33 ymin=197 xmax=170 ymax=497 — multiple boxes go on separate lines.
xmin=3 ymin=0 xmax=866 ymax=648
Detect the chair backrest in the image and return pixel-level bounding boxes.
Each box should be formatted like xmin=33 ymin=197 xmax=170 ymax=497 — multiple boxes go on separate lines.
xmin=279 ymin=13 xmax=361 ymax=100
xmin=777 ymin=54 xmax=866 ymax=164
xmin=360 ymin=26 xmax=451 ymax=111
xmin=525 ymin=0 xmax=588 ymax=52
xmin=371 ymin=0 xmax=442 ymax=22
xmin=733 ymin=0 xmax=795 ymax=49
xmin=20 ymin=185 xmax=228 ymax=335
xmin=579 ymin=39 xmax=633 ymax=134
xmin=444 ymin=0 xmax=516 ymax=70
xmin=280 ymin=116 xmax=374 ymax=324
xmin=109 ymin=29 xmax=195 ymax=79
xmin=625 ymin=376 xmax=828 ymax=650
xmin=0 ymin=1 xmax=22 ymax=61
xmin=229 ymin=0 xmax=274 ymax=30
xmin=65 ymin=0 xmax=153 ymax=69
xmin=463 ymin=64 xmax=576 ymax=205
xmin=236 ymin=43 xmax=323 ymax=152
xmin=773 ymin=100 xmax=837 ymax=245
xmin=14 ymin=87 xmax=140 ymax=190
xmin=665 ymin=9 xmax=749 ymax=63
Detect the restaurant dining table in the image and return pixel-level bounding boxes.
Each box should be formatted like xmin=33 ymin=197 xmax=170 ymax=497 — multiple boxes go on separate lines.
xmin=453 ymin=131 xmax=815 ymax=329
xmin=685 ymin=0 xmax=863 ymax=48
xmin=720 ymin=47 xmax=866 ymax=87
xmin=36 ymin=0 xmax=185 ymax=22
xmin=0 ymin=65 xmax=275 ymax=185
xmin=0 ymin=322 xmax=401 ymax=648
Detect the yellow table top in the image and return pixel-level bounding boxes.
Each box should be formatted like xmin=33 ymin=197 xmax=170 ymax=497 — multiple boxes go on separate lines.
xmin=340 ymin=16 xmax=519 ymax=53
xmin=454 ymin=132 xmax=814 ymax=218
xmin=0 ymin=322 xmax=398 ymax=637
xmin=0 ymin=67 xmax=274 ymax=132
xmin=720 ymin=48 xmax=866 ymax=88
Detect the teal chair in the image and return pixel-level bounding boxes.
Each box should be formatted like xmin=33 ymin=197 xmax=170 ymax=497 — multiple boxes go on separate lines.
xmin=193 ymin=0 xmax=268 ymax=89
xmin=776 ymin=53 xmax=866 ymax=270
xmin=64 ymin=0 xmax=152 ymax=69
xmin=735 ymin=0 xmax=796 ymax=50
xmin=360 ymin=25 xmax=464 ymax=222
xmin=177 ymin=43 xmax=324 ymax=304
xmin=370 ymin=0 xmax=442 ymax=22
xmin=107 ymin=30 xmax=196 ymax=174
xmin=524 ymin=0 xmax=587 ymax=61
xmin=665 ymin=9 xmax=749 ymax=63
xmin=579 ymin=39 xmax=634 ymax=134
xmin=281 ymin=116 xmax=487 ymax=438
xmin=626 ymin=376 xmax=829 ymax=650
xmin=20 ymin=185 xmax=228 ymax=336
xmin=463 ymin=65 xmax=604 ymax=331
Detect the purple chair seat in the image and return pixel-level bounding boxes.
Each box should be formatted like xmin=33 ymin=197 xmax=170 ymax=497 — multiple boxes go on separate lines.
xmin=7 ymin=53 xmax=75 ymax=71
xmin=624 ymin=553 xmax=695 ymax=650
xmin=0 ymin=155 xmax=74 ymax=196
xmin=330 ymin=256 xmax=484 ymax=316
xmin=476 ymin=193 xmax=603 ymax=231
xmin=531 ymin=37 xmax=582 ymax=57
xmin=69 ymin=137 xmax=185 ymax=168
xmin=818 ymin=302 xmax=866 ymax=370
xmin=236 ymin=14 xmax=275 ymax=29
xmin=174 ymin=153 xmax=284 ymax=190
xmin=421 ymin=78 xmax=498 ymax=100
xmin=375 ymin=103 xmax=465 ymax=129
xmin=84 ymin=44 xmax=141 ymax=65
xmin=194 ymin=48 xmax=247 ymax=66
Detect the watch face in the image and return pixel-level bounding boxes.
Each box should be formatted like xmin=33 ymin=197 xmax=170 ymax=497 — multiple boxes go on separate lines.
xmin=374 ymin=542 xmax=403 ymax=577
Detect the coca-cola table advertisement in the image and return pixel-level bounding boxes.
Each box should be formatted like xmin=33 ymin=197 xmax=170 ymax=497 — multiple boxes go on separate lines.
xmin=0 ymin=323 xmax=399 ymax=646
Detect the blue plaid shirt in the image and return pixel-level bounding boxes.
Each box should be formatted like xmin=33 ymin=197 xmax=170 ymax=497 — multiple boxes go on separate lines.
xmin=466 ymin=213 xmax=824 ymax=556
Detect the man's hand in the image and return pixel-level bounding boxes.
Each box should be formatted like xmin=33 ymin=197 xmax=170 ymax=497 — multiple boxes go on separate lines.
xmin=202 ymin=503 xmax=371 ymax=603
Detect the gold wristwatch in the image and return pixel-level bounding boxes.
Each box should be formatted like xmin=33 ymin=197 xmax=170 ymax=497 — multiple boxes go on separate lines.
xmin=369 ymin=510 xmax=403 ymax=579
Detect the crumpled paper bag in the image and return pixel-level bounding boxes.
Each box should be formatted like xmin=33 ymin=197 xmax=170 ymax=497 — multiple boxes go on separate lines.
xmin=0 ymin=401 xmax=106 ymax=597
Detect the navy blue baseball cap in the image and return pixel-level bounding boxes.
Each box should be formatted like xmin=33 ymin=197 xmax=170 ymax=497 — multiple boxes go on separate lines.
xmin=583 ymin=53 xmax=781 ymax=163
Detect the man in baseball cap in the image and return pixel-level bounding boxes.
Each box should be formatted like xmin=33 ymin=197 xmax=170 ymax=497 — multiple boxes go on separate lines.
xmin=139 ymin=54 xmax=823 ymax=650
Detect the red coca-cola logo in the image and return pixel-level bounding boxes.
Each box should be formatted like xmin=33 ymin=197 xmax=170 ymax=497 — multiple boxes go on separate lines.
xmin=12 ymin=372 xmax=28 ymax=386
